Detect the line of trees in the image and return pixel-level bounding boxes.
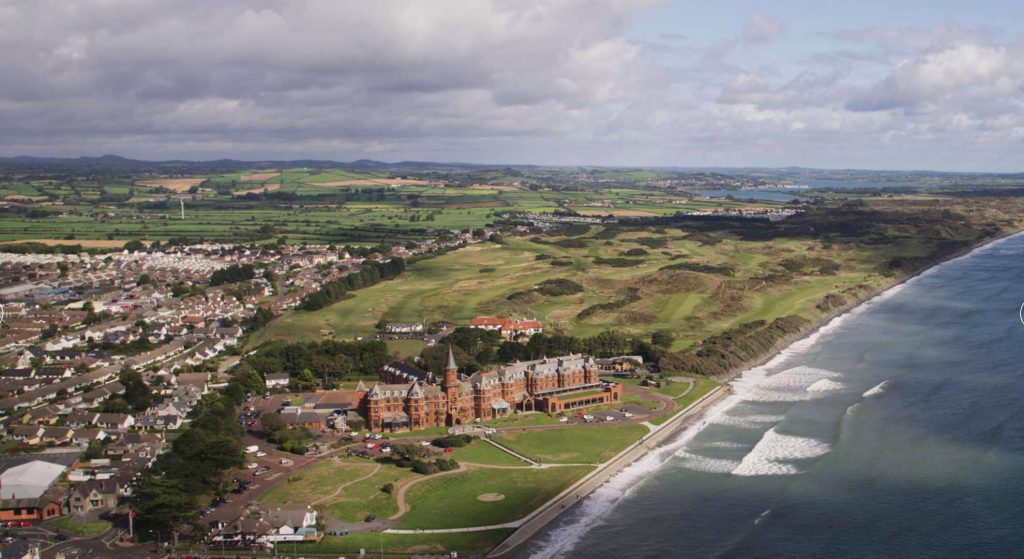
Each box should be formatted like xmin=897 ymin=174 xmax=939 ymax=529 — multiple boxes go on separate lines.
xmin=298 ymin=258 xmax=406 ymax=311
xmin=242 ymin=339 xmax=392 ymax=382
xmin=128 ymin=371 xmax=264 ymax=540
xmin=209 ymin=263 xmax=256 ymax=286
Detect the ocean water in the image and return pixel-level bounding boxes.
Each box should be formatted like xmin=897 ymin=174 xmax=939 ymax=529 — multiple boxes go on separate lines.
xmin=694 ymin=190 xmax=797 ymax=202
xmin=518 ymin=232 xmax=1024 ymax=559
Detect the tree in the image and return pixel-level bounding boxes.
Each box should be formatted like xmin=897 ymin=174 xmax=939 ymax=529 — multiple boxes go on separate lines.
xmin=260 ymin=412 xmax=286 ymax=434
xmin=137 ymin=273 xmax=153 ymax=286
xmin=123 ymin=240 xmax=146 ymax=252
xmin=118 ymin=368 xmax=153 ymax=411
xmin=651 ymin=330 xmax=675 ymax=348
xmin=291 ymin=369 xmax=317 ymax=392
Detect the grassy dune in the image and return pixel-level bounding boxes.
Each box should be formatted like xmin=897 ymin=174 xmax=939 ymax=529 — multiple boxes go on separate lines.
xmin=256 ymin=227 xmax=891 ymax=350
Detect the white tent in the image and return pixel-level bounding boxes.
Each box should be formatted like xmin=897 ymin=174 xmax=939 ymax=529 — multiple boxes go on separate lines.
xmin=0 ymin=460 xmax=66 ymax=499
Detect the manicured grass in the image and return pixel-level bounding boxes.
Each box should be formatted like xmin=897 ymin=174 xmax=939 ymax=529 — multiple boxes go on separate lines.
xmin=482 ymin=412 xmax=562 ymax=428
xmin=389 ymin=426 xmax=450 ymax=439
xmin=649 ymin=377 xmax=720 ymax=426
xmin=603 ymin=375 xmax=695 ymax=398
xmin=258 ymin=457 xmax=377 ymax=505
xmin=492 ymin=424 xmax=647 ymax=464
xmin=283 ymin=529 xmax=514 ymax=557
xmin=45 ymin=516 xmax=111 ymax=536
xmin=325 ymin=466 xmax=417 ymax=522
xmin=449 ymin=440 xmax=526 ymax=466
xmin=400 ymin=466 xmax=592 ymax=529
xmin=252 ymin=226 xmax=884 ymax=351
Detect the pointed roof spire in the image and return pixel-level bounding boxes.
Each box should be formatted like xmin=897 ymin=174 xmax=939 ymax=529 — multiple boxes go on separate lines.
xmin=446 ymin=345 xmax=458 ymax=371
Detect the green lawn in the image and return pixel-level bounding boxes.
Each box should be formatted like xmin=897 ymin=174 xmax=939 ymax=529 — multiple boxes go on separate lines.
xmin=258 ymin=458 xmax=378 ymax=505
xmin=400 ymin=466 xmax=591 ymax=529
xmin=649 ymin=377 xmax=720 ymax=426
xmin=492 ymin=424 xmax=647 ymax=464
xmin=603 ymin=375 xmax=698 ymax=398
xmin=45 ymin=516 xmax=111 ymax=536
xmin=325 ymin=466 xmax=417 ymax=522
xmin=482 ymin=412 xmax=562 ymax=428
xmin=449 ymin=440 xmax=526 ymax=466
xmin=283 ymin=529 xmax=514 ymax=557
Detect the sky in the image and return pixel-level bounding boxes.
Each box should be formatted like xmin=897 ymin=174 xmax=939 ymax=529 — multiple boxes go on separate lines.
xmin=1 ymin=0 xmax=1024 ymax=171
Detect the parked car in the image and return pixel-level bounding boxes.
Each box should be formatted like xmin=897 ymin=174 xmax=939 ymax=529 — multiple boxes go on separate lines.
xmin=559 ymin=416 xmax=569 ymax=423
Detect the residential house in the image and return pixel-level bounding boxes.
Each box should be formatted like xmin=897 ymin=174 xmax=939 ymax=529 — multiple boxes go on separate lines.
xmin=264 ymin=373 xmax=290 ymax=390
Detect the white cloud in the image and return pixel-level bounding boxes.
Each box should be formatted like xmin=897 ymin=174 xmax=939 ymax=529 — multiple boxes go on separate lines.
xmin=0 ymin=1 xmax=1021 ymax=170
xmin=743 ymin=13 xmax=784 ymax=44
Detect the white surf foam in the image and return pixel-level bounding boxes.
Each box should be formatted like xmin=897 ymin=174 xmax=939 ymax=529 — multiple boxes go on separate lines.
xmin=711 ymin=413 xmax=786 ymax=429
xmin=740 ymin=366 xmax=842 ymax=402
xmin=675 ymin=451 xmax=741 ymax=474
xmin=731 ymin=428 xmax=832 ymax=476
xmin=863 ymin=380 xmax=889 ymax=398
xmin=807 ymin=378 xmax=846 ymax=393
xmin=525 ymin=391 xmax=739 ymax=559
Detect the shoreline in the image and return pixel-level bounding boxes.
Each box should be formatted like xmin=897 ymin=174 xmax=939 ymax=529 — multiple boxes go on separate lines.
xmin=714 ymin=228 xmax=1024 ymax=383
xmin=487 ymin=228 xmax=1023 ymax=559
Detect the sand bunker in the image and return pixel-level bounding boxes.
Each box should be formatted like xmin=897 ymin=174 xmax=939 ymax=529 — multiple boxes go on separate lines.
xmin=477 ymin=493 xmax=506 ymax=502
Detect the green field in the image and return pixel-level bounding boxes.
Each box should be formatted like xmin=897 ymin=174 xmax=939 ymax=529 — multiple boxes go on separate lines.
xmin=258 ymin=457 xmax=378 ymax=505
xmin=649 ymin=377 xmax=720 ymax=426
xmin=400 ymin=466 xmax=592 ymax=529
xmin=491 ymin=424 xmax=648 ymax=464
xmin=45 ymin=516 xmax=111 ymax=536
xmin=449 ymin=440 xmax=527 ymax=466
xmin=284 ymin=529 xmax=514 ymax=557
xmin=255 ymin=228 xmax=886 ymax=350
xmin=325 ymin=464 xmax=418 ymax=522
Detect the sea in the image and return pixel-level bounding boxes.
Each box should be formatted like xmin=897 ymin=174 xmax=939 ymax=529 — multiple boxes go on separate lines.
xmin=517 ymin=232 xmax=1024 ymax=559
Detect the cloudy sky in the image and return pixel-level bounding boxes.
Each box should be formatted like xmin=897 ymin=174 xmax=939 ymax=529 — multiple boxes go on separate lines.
xmin=2 ymin=0 xmax=1024 ymax=171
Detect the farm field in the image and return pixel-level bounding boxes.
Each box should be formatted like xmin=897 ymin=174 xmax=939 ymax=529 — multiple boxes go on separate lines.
xmin=0 ymin=166 xmax=774 ymax=245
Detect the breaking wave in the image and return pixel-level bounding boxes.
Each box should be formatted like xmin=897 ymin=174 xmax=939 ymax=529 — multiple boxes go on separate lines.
xmin=676 ymin=451 xmax=741 ymax=474
xmin=731 ymin=428 xmax=832 ymax=476
xmin=739 ymin=366 xmax=842 ymax=402
xmin=863 ymin=380 xmax=890 ymax=398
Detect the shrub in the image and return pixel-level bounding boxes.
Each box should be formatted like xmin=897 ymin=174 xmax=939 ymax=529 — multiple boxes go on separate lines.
xmin=431 ymin=434 xmax=474 ymax=448
xmin=535 ymin=278 xmax=583 ymax=296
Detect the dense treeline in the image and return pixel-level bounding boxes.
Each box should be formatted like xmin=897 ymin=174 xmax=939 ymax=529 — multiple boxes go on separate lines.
xmin=244 ymin=339 xmax=391 ymax=381
xmin=209 ymin=263 xmax=256 ymax=286
xmin=298 ymin=258 xmax=406 ymax=311
xmin=657 ymin=316 xmax=810 ymax=377
xmin=417 ymin=327 xmax=654 ymax=374
xmin=128 ymin=371 xmax=264 ymax=539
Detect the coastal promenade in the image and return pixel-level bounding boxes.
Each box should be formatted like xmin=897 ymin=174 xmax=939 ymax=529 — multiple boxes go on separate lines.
xmin=483 ymin=383 xmax=731 ymax=557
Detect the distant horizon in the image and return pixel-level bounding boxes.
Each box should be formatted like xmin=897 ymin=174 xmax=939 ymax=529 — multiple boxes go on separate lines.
xmin=1 ymin=153 xmax=1020 ymax=176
